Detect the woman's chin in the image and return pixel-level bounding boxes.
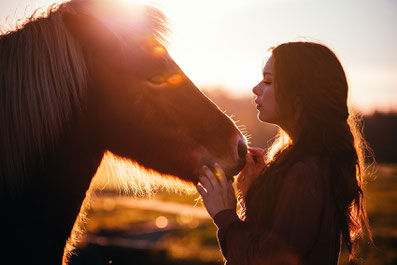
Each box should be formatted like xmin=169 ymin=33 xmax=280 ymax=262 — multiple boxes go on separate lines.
xmin=258 ymin=113 xmax=270 ymax=123
xmin=258 ymin=113 xmax=278 ymax=125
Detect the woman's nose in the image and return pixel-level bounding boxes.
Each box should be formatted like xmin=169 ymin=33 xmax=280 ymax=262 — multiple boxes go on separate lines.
xmin=252 ymin=84 xmax=261 ymax=96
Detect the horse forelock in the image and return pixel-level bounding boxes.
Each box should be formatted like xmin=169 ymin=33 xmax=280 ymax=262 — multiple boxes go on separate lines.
xmin=0 ymin=0 xmax=169 ymax=195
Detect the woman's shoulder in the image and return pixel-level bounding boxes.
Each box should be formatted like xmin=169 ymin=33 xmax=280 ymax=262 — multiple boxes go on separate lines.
xmin=283 ymin=155 xmax=330 ymax=197
xmin=287 ymin=155 xmax=329 ymax=178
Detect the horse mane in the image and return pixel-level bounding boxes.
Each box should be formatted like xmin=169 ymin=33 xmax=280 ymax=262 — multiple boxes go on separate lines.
xmin=0 ymin=0 xmax=169 ymax=195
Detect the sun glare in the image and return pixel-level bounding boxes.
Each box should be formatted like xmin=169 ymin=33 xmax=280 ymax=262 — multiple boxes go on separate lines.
xmin=119 ymin=0 xmax=146 ymax=5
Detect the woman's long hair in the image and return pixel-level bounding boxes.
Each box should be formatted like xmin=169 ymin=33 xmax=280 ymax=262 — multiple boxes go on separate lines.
xmin=244 ymin=42 xmax=372 ymax=260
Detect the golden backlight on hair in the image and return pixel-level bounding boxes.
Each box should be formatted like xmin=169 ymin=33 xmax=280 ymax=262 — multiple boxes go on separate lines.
xmin=265 ymin=129 xmax=292 ymax=163
xmin=91 ymin=151 xmax=196 ymax=196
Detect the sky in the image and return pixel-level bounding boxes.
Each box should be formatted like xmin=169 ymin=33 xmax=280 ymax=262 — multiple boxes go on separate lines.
xmin=1 ymin=0 xmax=396 ymax=114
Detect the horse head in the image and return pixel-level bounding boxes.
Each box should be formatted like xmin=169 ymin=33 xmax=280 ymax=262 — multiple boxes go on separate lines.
xmin=63 ymin=0 xmax=247 ymax=183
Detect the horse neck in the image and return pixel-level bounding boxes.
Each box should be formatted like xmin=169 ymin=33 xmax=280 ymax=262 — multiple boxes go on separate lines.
xmin=38 ymin=115 xmax=104 ymax=229
xmin=4 ymin=116 xmax=104 ymax=264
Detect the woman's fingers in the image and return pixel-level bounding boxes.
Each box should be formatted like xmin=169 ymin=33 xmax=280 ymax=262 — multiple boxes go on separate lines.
xmin=200 ymin=163 xmax=229 ymax=193
xmin=199 ymin=175 xmax=213 ymax=192
xmin=245 ymin=152 xmax=256 ymax=168
xmin=196 ymin=165 xmax=237 ymax=218
xmin=196 ymin=183 xmax=207 ymax=198
xmin=202 ymin=166 xmax=220 ymax=190
xmin=249 ymin=148 xmax=265 ymax=165
xmin=248 ymin=147 xmax=265 ymax=156
xmin=237 ymin=153 xmax=254 ymax=181
xmin=214 ymin=163 xmax=227 ymax=187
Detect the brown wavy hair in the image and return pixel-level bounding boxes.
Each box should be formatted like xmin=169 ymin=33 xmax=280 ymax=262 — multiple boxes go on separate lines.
xmin=244 ymin=42 xmax=373 ymax=260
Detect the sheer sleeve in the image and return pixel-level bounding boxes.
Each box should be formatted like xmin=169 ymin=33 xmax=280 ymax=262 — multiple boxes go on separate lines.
xmin=214 ymin=159 xmax=325 ymax=265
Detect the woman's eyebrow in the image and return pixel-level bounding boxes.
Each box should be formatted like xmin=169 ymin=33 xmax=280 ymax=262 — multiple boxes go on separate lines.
xmin=262 ymin=71 xmax=273 ymax=78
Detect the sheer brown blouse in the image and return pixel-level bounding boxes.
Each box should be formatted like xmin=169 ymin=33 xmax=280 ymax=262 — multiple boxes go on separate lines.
xmin=213 ymin=157 xmax=341 ymax=265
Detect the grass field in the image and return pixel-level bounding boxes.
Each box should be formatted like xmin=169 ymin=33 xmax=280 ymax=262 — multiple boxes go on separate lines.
xmin=71 ymin=164 xmax=397 ymax=265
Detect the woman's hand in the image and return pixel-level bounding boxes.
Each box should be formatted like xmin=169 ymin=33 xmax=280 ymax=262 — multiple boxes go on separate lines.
xmin=196 ymin=163 xmax=237 ymax=218
xmin=236 ymin=147 xmax=266 ymax=200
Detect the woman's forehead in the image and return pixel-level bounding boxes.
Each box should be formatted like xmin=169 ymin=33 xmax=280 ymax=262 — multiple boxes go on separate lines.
xmin=262 ymin=55 xmax=274 ymax=76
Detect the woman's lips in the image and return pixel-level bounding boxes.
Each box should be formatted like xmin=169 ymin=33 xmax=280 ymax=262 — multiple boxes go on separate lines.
xmin=254 ymin=100 xmax=261 ymax=108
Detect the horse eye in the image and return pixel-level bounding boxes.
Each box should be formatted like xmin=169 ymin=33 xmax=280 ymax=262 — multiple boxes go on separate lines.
xmin=148 ymin=75 xmax=166 ymax=85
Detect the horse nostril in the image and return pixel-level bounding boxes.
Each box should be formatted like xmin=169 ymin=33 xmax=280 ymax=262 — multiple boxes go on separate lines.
xmin=237 ymin=139 xmax=248 ymax=160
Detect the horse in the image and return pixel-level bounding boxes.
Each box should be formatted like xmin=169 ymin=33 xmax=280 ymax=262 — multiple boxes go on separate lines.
xmin=0 ymin=0 xmax=247 ymax=264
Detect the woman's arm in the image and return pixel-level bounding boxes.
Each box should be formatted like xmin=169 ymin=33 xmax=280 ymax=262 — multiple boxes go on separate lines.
xmin=201 ymin=160 xmax=324 ymax=265
xmin=236 ymin=148 xmax=266 ymax=204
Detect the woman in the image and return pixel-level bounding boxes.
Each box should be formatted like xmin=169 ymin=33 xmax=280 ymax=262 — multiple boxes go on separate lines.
xmin=196 ymin=42 xmax=372 ymax=265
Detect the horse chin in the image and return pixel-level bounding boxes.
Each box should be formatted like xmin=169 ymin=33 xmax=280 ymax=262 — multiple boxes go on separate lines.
xmin=224 ymin=165 xmax=244 ymax=181
xmin=199 ymin=159 xmax=246 ymax=183
xmin=222 ymin=163 xmax=245 ymax=181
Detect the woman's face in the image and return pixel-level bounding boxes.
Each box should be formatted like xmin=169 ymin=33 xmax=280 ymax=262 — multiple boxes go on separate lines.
xmin=252 ymin=55 xmax=279 ymax=124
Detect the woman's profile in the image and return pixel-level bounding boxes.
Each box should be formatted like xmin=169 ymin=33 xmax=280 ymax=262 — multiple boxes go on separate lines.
xmin=196 ymin=41 xmax=372 ymax=265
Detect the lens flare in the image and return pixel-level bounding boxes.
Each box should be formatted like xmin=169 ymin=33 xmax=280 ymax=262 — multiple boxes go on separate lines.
xmin=155 ymin=216 xmax=168 ymax=228
xmin=153 ymin=46 xmax=166 ymax=57
xmin=167 ymin=74 xmax=183 ymax=85
xmin=139 ymin=35 xmax=167 ymax=58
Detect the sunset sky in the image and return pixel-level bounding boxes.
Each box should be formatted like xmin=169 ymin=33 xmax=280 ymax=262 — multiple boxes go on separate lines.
xmin=1 ymin=0 xmax=396 ymax=114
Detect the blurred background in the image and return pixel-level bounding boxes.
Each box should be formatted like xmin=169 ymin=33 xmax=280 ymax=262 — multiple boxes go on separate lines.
xmin=1 ymin=0 xmax=396 ymax=264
